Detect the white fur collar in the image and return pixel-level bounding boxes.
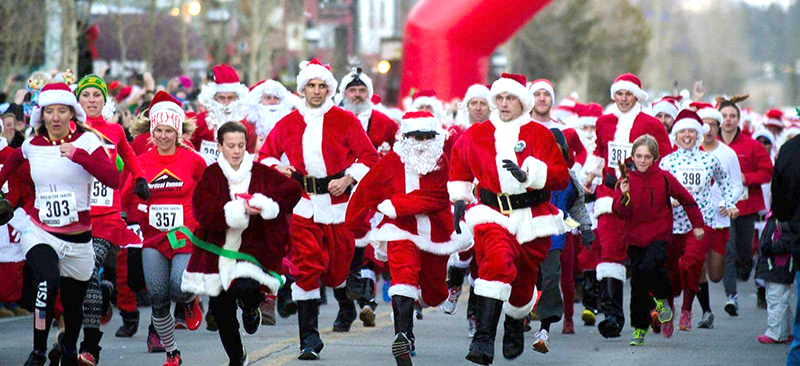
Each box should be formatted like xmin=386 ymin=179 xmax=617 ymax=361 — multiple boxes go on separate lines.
xmin=488 ymin=109 xmax=531 ymax=132
xmin=299 ymin=98 xmax=334 ymax=119
xmin=357 ymin=109 xmax=372 ymax=131
xmin=0 ymin=137 xmax=7 ymax=151
xmin=610 ymin=103 xmax=642 ymax=118
xmin=217 ymin=153 xmax=254 ymax=184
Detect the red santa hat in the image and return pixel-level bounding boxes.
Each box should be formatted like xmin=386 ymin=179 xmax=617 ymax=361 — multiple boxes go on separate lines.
xmin=527 ymin=78 xmax=555 ymax=102
xmin=400 ymin=111 xmax=441 ymax=135
xmin=247 ymin=79 xmax=289 ymax=104
xmin=371 ymin=94 xmax=382 ymax=105
xmin=764 ymin=109 xmax=785 ymax=128
xmin=30 ymin=82 xmax=87 ymax=129
xmin=463 ymin=83 xmax=490 ymax=104
xmin=148 ymin=91 xmax=185 ymax=135
xmin=610 ymin=73 xmax=648 ymax=101
xmin=489 ymin=73 xmax=534 ymax=114
xmin=573 ymin=102 xmax=603 ymax=127
xmin=211 ymin=63 xmax=244 ymax=93
xmin=671 ymin=109 xmax=709 ymax=138
xmin=690 ymin=101 xmax=723 ymax=125
xmin=338 ymin=67 xmax=374 ymax=100
xmin=412 ymin=89 xmax=445 ymax=116
xmin=651 ymin=96 xmax=681 ymax=119
xmin=296 ymin=58 xmax=338 ymax=95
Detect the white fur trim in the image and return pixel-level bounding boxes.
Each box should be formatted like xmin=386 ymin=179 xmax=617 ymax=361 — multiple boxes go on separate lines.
xmin=388 ymin=284 xmax=420 ymax=300
xmin=360 ymin=268 xmax=377 ymax=282
xmin=474 ymin=278 xmax=512 ymax=301
xmin=369 ymin=223 xmax=472 ymax=256
xmin=411 ymin=97 xmax=445 ymax=119
xmin=247 ymin=80 xmax=289 ymax=106
xmin=448 ymin=181 xmax=475 ymax=203
xmin=400 ymin=116 xmax=440 ymax=135
xmin=596 ymin=262 xmax=626 ymax=281
xmin=612 ymin=104 xmax=641 ymax=145
xmin=218 ymin=153 xmax=254 ymax=185
xmin=354 ymin=233 xmax=371 ymax=248
xmin=345 ymin=162 xmax=370 ymax=182
xmin=224 ymin=261 xmax=284 ymax=295
xmin=671 ymin=117 xmax=708 ymax=139
xmin=260 ymin=157 xmax=282 ymax=167
xmin=377 ymin=199 xmax=397 ymax=219
xmin=529 ymin=80 xmax=555 ymax=101
xmin=464 ymin=204 xmax=567 ymax=244
xmin=338 ymin=71 xmax=374 ymax=100
xmin=448 ymin=252 xmax=473 ymax=269
xmin=224 ymin=200 xmax=250 ymax=230
xmin=248 ymin=193 xmax=280 ymax=220
xmin=297 ymin=63 xmax=338 ymax=95
xmin=651 ymin=100 xmax=678 ymax=119
xmin=575 ymin=116 xmax=597 ymax=127
xmin=610 ymin=80 xmax=648 ymax=101
xmin=463 ymin=84 xmax=490 ymax=104
xmin=593 ymin=196 xmax=614 ymax=217
xmin=521 ymin=156 xmax=548 ymax=190
xmin=299 ymin=101 xmax=330 ymax=177
xmin=215 ymin=82 xmax=245 ymax=93
xmin=696 ymin=108 xmax=722 ymax=124
xmin=291 ymin=196 xmax=349 ymax=224
xmin=291 ymin=282 xmax=321 ymax=301
xmin=583 ymin=154 xmax=605 ymax=177
xmin=503 ymin=286 xmax=538 ymax=320
xmin=181 ymin=271 xmax=224 ymax=296
xmin=30 ymin=89 xmax=87 ymax=128
xmin=490 ymin=78 xmax=534 ymax=114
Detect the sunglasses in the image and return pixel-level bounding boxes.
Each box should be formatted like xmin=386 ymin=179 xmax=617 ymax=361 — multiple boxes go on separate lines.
xmin=406 ymin=134 xmax=436 ymax=141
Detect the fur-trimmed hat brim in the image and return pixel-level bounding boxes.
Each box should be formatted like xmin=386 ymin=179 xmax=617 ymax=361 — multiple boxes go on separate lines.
xmin=489 ymin=77 xmax=534 ymax=114
xmin=30 ymin=88 xmax=87 ymax=129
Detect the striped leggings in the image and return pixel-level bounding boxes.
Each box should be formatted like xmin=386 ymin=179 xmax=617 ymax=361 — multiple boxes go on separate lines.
xmin=142 ymin=249 xmax=193 ymax=352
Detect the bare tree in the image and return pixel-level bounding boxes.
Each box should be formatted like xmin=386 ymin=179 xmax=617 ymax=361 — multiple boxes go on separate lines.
xmin=59 ymin=0 xmax=79 ymax=72
xmin=0 ymin=0 xmax=47 ymax=78
xmin=241 ymin=0 xmax=281 ymax=83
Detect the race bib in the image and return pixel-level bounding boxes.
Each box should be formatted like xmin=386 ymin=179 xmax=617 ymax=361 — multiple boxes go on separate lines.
xmin=676 ymin=166 xmax=707 ymax=193
xmin=608 ymin=142 xmax=633 ymax=169
xmin=200 ymin=140 xmax=220 ymax=162
xmin=38 ymin=192 xmax=78 ymax=227
xmin=148 ymin=204 xmax=184 ymax=232
xmin=90 ymin=179 xmax=114 ymax=207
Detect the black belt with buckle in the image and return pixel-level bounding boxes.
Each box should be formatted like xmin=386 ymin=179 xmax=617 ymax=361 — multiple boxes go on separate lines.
xmin=479 ymin=188 xmax=550 ymax=215
xmin=292 ymin=171 xmax=351 ymax=195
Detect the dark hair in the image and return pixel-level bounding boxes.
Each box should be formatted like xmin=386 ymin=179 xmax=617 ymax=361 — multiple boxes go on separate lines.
xmin=717 ymin=100 xmax=740 ymax=119
xmin=36 ymin=105 xmax=85 ymax=136
xmin=216 ymin=121 xmax=248 ymax=145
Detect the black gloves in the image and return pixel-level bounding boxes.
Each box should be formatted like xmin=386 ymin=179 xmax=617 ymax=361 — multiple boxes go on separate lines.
xmin=0 ymin=192 xmax=13 ymax=226
xmin=454 ymin=200 xmax=466 ymax=234
xmin=502 ymin=159 xmax=527 ymax=183
xmin=134 ymin=177 xmax=150 ymax=201
xmin=581 ymin=230 xmax=595 ymax=250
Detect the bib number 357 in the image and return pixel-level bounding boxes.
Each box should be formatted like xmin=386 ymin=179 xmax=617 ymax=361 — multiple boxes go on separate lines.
xmin=149 ymin=205 xmax=184 ymax=232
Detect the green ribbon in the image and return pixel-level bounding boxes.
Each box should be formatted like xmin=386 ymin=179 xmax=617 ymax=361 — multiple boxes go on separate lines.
xmin=166 ymin=226 xmax=285 ymax=289
xmin=115 ymin=154 xmax=124 ymax=172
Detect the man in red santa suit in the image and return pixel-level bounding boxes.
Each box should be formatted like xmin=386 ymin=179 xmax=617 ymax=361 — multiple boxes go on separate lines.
xmin=258 ymin=58 xmax=379 ymax=360
xmin=528 ymin=79 xmax=588 ymax=173
xmin=346 ymin=111 xmax=471 ymax=366
xmin=581 ymin=73 xmax=671 ymax=338
xmin=195 ymin=63 xmax=257 ymax=164
xmin=336 ymin=67 xmax=400 ymax=330
xmin=449 ymin=73 xmax=569 ymax=365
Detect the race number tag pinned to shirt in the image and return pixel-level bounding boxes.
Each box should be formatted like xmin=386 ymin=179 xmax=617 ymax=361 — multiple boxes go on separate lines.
xmin=608 ymin=142 xmax=633 ymax=169
xmin=676 ymin=166 xmax=707 ymax=193
xmin=200 ymin=140 xmax=220 ymax=162
xmin=149 ymin=204 xmax=184 ymax=232
xmin=90 ymin=179 xmax=114 ymax=207
xmin=38 ymin=192 xmax=78 ymax=227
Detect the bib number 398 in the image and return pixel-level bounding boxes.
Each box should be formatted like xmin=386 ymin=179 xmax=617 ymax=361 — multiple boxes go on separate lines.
xmin=38 ymin=192 xmax=78 ymax=227
xmin=149 ymin=205 xmax=184 ymax=232
xmin=90 ymin=179 xmax=114 ymax=207
xmin=676 ymin=167 xmax=706 ymax=193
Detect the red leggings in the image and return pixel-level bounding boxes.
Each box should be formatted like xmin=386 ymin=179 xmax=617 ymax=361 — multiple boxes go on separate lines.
xmin=560 ymin=234 xmax=578 ymax=319
xmin=290 ymin=216 xmax=355 ymax=292
xmin=386 ymin=240 xmax=448 ymax=306
xmin=668 ymin=226 xmax=713 ymax=297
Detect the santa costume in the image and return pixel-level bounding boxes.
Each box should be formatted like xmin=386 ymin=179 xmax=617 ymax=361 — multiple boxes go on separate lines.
xmin=582 ymin=73 xmax=671 ymax=338
xmin=195 ymin=63 xmax=257 ymax=164
xmin=257 ymin=58 xmax=379 ymax=360
xmin=346 ymin=111 xmax=471 ymax=365
xmin=449 ymin=73 xmax=569 ymax=364
xmin=244 ymin=79 xmax=292 ymax=151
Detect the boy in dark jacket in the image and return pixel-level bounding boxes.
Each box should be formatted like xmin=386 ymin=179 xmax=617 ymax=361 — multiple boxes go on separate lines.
xmin=755 ymin=213 xmax=794 ymax=344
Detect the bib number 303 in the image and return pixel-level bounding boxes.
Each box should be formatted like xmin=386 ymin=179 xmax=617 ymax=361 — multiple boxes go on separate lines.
xmin=149 ymin=204 xmax=184 ymax=232
xmin=38 ymin=192 xmax=78 ymax=228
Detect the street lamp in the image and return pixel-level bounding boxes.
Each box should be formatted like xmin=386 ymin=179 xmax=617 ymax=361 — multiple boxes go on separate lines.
xmin=188 ymin=1 xmax=202 ymax=16
xmin=170 ymin=7 xmax=180 ymax=16
xmin=377 ymin=60 xmax=391 ymax=74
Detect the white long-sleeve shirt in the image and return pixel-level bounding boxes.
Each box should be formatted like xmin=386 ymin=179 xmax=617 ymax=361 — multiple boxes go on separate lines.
xmin=707 ymin=142 xmax=744 ymax=228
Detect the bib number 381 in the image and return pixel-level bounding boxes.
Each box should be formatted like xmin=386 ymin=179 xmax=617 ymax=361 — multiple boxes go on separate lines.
xmin=608 ymin=142 xmax=633 ymax=169
xmin=38 ymin=192 xmax=78 ymax=227
xmin=149 ymin=204 xmax=184 ymax=232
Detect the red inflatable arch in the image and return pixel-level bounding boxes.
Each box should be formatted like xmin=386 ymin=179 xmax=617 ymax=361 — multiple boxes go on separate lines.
xmin=399 ymin=0 xmax=553 ymax=104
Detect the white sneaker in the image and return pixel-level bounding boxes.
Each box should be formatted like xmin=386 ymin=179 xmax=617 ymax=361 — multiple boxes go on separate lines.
xmin=532 ymin=329 xmax=550 ymax=354
xmin=439 ymin=287 xmax=462 ymax=315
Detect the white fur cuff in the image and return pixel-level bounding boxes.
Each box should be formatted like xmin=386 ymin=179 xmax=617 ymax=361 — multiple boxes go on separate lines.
xmin=248 ymin=193 xmax=280 ymax=220
xmin=260 ymin=157 xmax=282 ymax=167
xmin=377 ymin=199 xmax=398 ymax=219
xmin=345 ymin=162 xmax=370 ymax=183
xmin=447 ymin=180 xmax=475 ymax=203
xmin=474 ymin=278 xmax=512 ymax=301
xmin=583 ymin=154 xmax=605 ymax=177
xmin=504 ymin=286 xmax=538 ymax=319
xmin=224 ymin=200 xmax=250 ymax=230
xmin=521 ymin=156 xmax=548 ymax=190
xmin=596 ymin=262 xmax=626 ymax=281
xmin=291 ymin=282 xmax=321 ymax=301
xmin=388 ymin=284 xmax=420 ymax=300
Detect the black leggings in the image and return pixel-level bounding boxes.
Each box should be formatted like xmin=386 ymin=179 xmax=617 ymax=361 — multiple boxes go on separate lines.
xmin=209 ymin=278 xmax=263 ymax=362
xmin=628 ymin=241 xmax=670 ymax=330
xmin=26 ymin=244 xmax=89 ymax=354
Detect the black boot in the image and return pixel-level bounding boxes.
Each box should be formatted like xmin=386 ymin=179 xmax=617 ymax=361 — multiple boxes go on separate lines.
xmin=358 ymin=278 xmax=377 ymax=327
xmin=115 ymin=310 xmax=140 ymax=337
xmin=597 ymin=277 xmax=624 ymax=338
xmin=582 ymin=270 xmax=600 ymax=313
xmin=465 ymin=295 xmax=503 ymax=365
xmin=319 ymin=285 xmax=328 ymax=305
xmin=446 ymin=266 xmax=468 ymax=289
xmin=332 ymin=288 xmax=356 ymax=332
xmin=346 ymin=247 xmax=366 ymax=300
xmin=24 ymin=351 xmax=47 ymax=366
xmin=296 ymin=299 xmax=324 ymax=360
xmin=278 ymin=277 xmax=297 ymax=318
xmin=391 ymin=295 xmax=415 ymax=366
xmin=78 ymin=328 xmax=103 ymax=364
xmin=501 ymin=315 xmax=525 ymax=360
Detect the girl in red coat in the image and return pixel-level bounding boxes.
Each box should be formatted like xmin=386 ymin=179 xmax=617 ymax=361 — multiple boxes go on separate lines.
xmin=126 ymin=92 xmax=207 ymax=366
xmin=182 ymin=122 xmax=301 ymax=366
xmin=613 ymin=134 xmax=704 ymax=346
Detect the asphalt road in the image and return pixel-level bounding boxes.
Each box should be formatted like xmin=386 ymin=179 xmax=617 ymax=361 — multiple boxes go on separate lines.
xmin=0 ymin=279 xmax=791 ymax=365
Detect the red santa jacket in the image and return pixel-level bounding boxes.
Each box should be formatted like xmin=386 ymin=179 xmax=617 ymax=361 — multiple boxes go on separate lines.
xmin=182 ymin=155 xmax=302 ymax=296
xmin=586 ymin=104 xmax=671 ymax=216
xmin=346 ymin=152 xmax=471 ymax=258
xmin=612 ymin=163 xmax=703 ymax=248
xmin=719 ymin=129 xmax=773 ymax=215
xmin=443 ymin=124 xmax=466 ymax=161
xmin=258 ymin=99 xmax=380 ymax=224
xmin=192 ymin=111 xmax=257 ymax=163
xmin=448 ymin=112 xmax=570 ymax=244
xmin=356 ymin=109 xmax=398 ymax=153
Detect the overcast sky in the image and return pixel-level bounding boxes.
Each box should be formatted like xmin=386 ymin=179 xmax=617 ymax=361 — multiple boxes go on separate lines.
xmin=742 ymin=0 xmax=791 ymax=8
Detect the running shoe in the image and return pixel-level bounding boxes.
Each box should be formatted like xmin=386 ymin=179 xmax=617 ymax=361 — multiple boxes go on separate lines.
xmin=147 ymin=325 xmax=166 ymax=353
xmin=237 ymin=345 xmax=250 ymax=366
xmin=650 ymin=310 xmax=661 ymax=334
xmin=184 ymin=298 xmax=203 ymax=331
xmin=163 ymin=350 xmax=182 ymax=366
xmin=653 ymin=298 xmax=673 ymax=323
xmin=562 ymin=317 xmax=575 ymax=334
xmin=242 ymin=306 xmax=262 ymax=335
xmin=24 ymin=351 xmax=47 ymax=366
xmin=78 ymin=351 xmax=97 ymax=366
xmin=174 ymin=303 xmax=187 ymax=329
xmin=11 ymin=306 xmax=30 ymax=316
xmin=439 ymin=286 xmax=462 ymax=315
xmin=260 ymin=294 xmax=277 ymax=326
xmin=206 ymin=311 xmax=219 ymax=332
xmin=298 ymin=347 xmax=320 ymax=360
xmin=581 ymin=309 xmax=596 ymax=326
xmin=697 ymin=311 xmax=715 ymax=329
xmin=100 ymin=280 xmax=115 ymax=325
xmin=629 ymin=328 xmax=647 ymax=346
xmin=678 ymin=310 xmax=692 ymax=331
xmin=47 ymin=331 xmax=64 ymax=365
xmin=531 ymin=329 xmax=550 ymax=354
xmin=359 ymin=305 xmax=376 ymax=327
xmin=467 ymin=314 xmax=477 ymax=338
xmin=724 ymin=294 xmax=739 ymax=317
xmin=414 ymin=301 xmax=423 ymax=320
xmin=0 ymin=306 xmax=15 ymax=318
xmin=392 ymin=332 xmax=413 ymax=366
xmin=661 ymin=318 xmax=674 ymax=339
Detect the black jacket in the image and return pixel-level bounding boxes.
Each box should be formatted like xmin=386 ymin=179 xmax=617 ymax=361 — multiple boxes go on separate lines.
xmin=772 ymin=137 xmax=800 ymax=222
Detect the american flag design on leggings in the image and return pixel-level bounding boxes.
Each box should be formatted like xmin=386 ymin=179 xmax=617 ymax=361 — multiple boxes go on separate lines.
xmin=35 ymin=309 xmax=47 ymax=330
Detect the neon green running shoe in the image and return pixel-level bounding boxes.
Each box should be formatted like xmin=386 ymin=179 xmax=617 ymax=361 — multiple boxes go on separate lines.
xmin=653 ymin=298 xmax=673 ymax=323
xmin=629 ymin=328 xmax=648 ymax=346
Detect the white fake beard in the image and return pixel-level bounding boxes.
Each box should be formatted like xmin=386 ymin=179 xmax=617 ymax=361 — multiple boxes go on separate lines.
xmin=206 ymin=100 xmax=246 ymax=129
xmin=342 ymin=98 xmax=373 ymax=116
xmin=249 ymin=104 xmax=289 ymax=138
xmin=394 ymin=135 xmax=445 ymax=176
xmin=577 ymin=129 xmax=597 ymax=154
